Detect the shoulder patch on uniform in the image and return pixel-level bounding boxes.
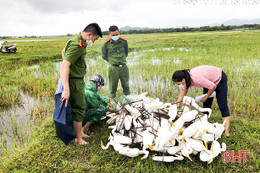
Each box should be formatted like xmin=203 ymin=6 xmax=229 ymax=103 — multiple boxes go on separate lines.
xmin=120 ymin=37 xmax=127 ymax=41
xmin=104 ymin=39 xmax=111 ymax=43
xmin=78 ymin=40 xmax=86 ymax=48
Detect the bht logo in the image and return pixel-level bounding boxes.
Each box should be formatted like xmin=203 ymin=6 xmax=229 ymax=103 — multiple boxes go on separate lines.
xmin=222 ymin=150 xmax=250 ymax=163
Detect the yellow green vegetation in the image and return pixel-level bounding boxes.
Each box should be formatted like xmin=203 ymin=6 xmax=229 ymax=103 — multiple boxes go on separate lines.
xmin=0 ymin=31 xmax=259 ymax=172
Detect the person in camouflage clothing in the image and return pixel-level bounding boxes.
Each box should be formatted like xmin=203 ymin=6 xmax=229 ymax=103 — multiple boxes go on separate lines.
xmin=101 ymin=25 xmax=130 ymax=103
xmin=83 ymin=74 xmax=113 ymax=131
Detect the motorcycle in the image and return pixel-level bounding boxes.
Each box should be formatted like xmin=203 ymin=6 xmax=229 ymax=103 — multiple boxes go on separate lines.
xmin=0 ymin=41 xmax=17 ymax=53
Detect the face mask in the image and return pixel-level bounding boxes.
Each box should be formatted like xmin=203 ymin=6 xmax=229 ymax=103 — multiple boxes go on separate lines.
xmin=86 ymin=39 xmax=93 ymax=47
xmin=85 ymin=35 xmax=93 ymax=47
xmin=178 ymin=85 xmax=184 ymax=89
xmin=111 ymin=35 xmax=119 ymax=41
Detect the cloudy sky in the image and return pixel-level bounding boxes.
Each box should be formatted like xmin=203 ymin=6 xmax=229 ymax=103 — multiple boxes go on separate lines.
xmin=1 ymin=0 xmax=259 ymax=36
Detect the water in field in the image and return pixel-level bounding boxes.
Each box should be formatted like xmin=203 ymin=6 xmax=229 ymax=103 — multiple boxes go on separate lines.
xmin=0 ymin=91 xmax=34 ymax=153
xmin=0 ymin=63 xmax=57 ymax=154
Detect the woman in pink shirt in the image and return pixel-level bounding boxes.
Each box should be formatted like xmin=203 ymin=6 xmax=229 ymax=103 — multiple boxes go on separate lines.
xmin=172 ymin=65 xmax=230 ymax=136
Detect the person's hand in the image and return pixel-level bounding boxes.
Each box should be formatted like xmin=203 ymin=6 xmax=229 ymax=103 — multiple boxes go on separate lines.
xmin=200 ymin=97 xmax=208 ymax=103
xmin=175 ymin=100 xmax=182 ymax=107
xmin=61 ymin=89 xmax=70 ymax=107
xmin=107 ymin=103 xmax=112 ymax=107
xmin=107 ymin=103 xmax=114 ymax=112
xmin=109 ymin=106 xmax=114 ymax=112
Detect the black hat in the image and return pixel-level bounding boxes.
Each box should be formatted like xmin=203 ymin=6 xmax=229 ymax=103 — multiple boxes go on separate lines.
xmin=87 ymin=23 xmax=103 ymax=38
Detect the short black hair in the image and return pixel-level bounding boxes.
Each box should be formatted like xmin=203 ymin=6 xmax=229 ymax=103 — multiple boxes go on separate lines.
xmin=109 ymin=25 xmax=119 ymax=32
xmin=83 ymin=23 xmax=103 ymax=38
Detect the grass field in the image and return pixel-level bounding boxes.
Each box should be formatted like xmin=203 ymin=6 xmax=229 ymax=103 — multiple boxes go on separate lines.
xmin=0 ymin=30 xmax=259 ymax=172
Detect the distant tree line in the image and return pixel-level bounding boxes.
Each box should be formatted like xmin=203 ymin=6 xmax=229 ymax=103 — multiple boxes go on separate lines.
xmin=1 ymin=24 xmax=259 ymax=39
xmin=102 ymin=24 xmax=260 ymax=35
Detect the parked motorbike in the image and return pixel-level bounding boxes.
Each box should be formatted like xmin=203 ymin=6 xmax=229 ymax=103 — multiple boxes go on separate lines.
xmin=0 ymin=41 xmax=17 ymax=53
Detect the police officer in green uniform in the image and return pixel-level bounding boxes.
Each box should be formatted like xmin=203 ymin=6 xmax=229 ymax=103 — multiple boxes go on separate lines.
xmin=60 ymin=23 xmax=102 ymax=145
xmin=101 ymin=25 xmax=130 ymax=102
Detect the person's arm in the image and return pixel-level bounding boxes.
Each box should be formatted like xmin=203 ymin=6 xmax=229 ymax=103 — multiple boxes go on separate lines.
xmin=125 ymin=41 xmax=128 ymax=57
xmin=85 ymin=90 xmax=109 ymax=113
xmin=96 ymin=92 xmax=108 ymax=104
xmin=195 ymin=76 xmax=217 ymax=103
xmin=97 ymin=92 xmax=113 ymax=112
xmin=200 ymin=85 xmax=217 ymax=103
xmin=101 ymin=44 xmax=109 ymax=62
xmin=176 ymin=89 xmax=187 ymax=107
xmin=60 ymin=60 xmax=71 ymax=107
xmin=61 ymin=47 xmax=65 ymax=59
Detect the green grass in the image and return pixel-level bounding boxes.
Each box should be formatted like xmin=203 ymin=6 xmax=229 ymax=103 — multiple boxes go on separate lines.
xmin=0 ymin=30 xmax=259 ymax=172
xmin=0 ymin=116 xmax=259 ymax=172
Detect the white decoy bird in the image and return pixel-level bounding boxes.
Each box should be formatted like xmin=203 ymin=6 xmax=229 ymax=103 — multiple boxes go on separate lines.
xmin=135 ymin=92 xmax=154 ymax=104
xmin=107 ymin=114 xmax=118 ymax=124
xmin=108 ymin=125 xmax=116 ymax=130
xmin=194 ymin=115 xmax=208 ymax=138
xmin=101 ymin=135 xmax=125 ymax=151
xmin=168 ymin=104 xmax=178 ymax=121
xmin=213 ymin=120 xmax=226 ymax=138
xmin=125 ymin=105 xmax=141 ymax=118
xmin=180 ymin=140 xmax=193 ymax=161
xmin=179 ymin=120 xmax=200 ymax=139
xmin=195 ymin=91 xmax=216 ymax=102
xmin=107 ymin=113 xmax=116 ymax=118
xmin=155 ymin=119 xmax=173 ymax=151
xmin=102 ymin=94 xmax=226 ymax=163
xmin=201 ymin=141 xmax=227 ymax=164
xmin=185 ymin=138 xmax=205 ymax=152
xmin=210 ymin=140 xmax=221 ymax=157
xmin=205 ymin=120 xmax=226 ymax=139
xmin=182 ymin=105 xmax=190 ymax=114
xmin=185 ymin=138 xmax=211 ymax=155
xmin=183 ymin=96 xmax=212 ymax=117
xmin=210 ymin=141 xmax=226 ymax=156
xmin=113 ymin=135 xmax=133 ymax=144
xmin=153 ymin=155 xmax=184 ymax=162
xmin=200 ymin=150 xmax=213 ymax=163
xmin=167 ymin=144 xmax=183 ymax=155
xmin=101 ymin=141 xmax=124 ymax=151
xmin=142 ymin=130 xmax=154 ymax=151
xmin=119 ymin=147 xmax=147 ymax=158
xmin=170 ymin=115 xmax=185 ymax=129
xmin=221 ymin=143 xmax=227 ymax=152
xmin=144 ymin=101 xmax=165 ymax=112
xmin=115 ymin=116 xmax=125 ymax=131
xmin=202 ymin=133 xmax=215 ymax=150
xmin=181 ymin=110 xmax=199 ymax=122
xmin=124 ymin=115 xmax=133 ymax=130
xmin=192 ymin=149 xmax=199 ymax=155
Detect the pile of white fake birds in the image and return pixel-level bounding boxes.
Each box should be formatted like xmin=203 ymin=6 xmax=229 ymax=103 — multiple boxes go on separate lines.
xmin=101 ymin=92 xmax=227 ymax=163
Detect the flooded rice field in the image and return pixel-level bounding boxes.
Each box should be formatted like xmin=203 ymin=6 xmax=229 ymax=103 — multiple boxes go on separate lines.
xmin=0 ymin=31 xmax=259 ymax=156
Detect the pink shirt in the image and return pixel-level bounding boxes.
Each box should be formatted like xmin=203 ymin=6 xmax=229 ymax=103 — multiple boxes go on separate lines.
xmin=183 ymin=65 xmax=222 ymax=90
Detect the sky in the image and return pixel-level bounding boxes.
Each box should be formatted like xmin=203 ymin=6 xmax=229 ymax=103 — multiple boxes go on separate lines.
xmin=1 ymin=0 xmax=260 ymax=36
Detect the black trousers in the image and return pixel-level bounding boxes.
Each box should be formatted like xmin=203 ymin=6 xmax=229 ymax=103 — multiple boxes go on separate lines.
xmin=203 ymin=71 xmax=230 ymax=117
